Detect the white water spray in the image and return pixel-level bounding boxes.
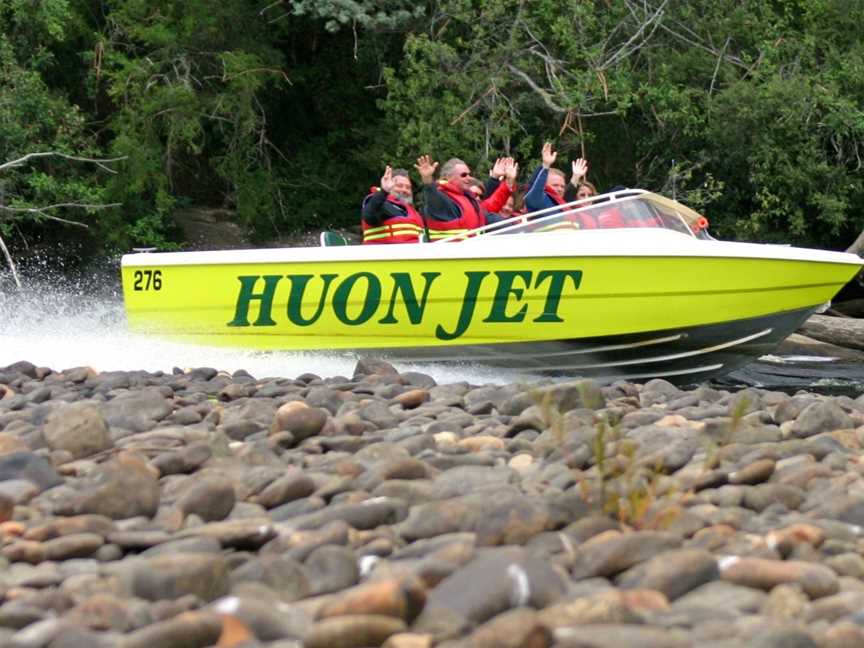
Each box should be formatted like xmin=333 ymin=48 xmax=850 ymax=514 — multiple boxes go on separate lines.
xmin=0 ymin=270 xmax=535 ymax=384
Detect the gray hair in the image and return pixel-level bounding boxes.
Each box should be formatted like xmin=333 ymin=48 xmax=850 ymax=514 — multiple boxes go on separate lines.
xmin=391 ymin=168 xmax=411 ymax=181
xmin=440 ymin=158 xmax=467 ymax=179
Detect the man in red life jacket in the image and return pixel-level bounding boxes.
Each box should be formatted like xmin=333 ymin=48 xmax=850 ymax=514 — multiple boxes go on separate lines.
xmin=361 ymin=166 xmax=426 ymax=244
xmin=415 ymin=155 xmax=516 ymax=241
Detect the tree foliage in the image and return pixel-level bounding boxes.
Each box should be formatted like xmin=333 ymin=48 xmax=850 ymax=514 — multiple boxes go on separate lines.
xmin=1 ymin=0 xmax=863 ymax=256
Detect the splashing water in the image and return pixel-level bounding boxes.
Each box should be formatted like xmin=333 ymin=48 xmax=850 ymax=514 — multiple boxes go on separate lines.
xmin=0 ymin=269 xmax=535 ymax=384
xmin=2 ymin=263 xmax=862 ymax=392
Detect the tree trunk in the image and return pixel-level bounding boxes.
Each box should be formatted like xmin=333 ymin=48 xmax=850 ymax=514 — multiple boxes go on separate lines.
xmin=798 ymin=314 xmax=864 ymax=351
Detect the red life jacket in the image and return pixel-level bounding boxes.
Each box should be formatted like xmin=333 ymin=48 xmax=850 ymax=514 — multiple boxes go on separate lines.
xmin=481 ymin=181 xmax=513 ymax=214
xmin=594 ymin=205 xmax=661 ymax=229
xmin=534 ymin=187 xmax=597 ymax=231
xmin=427 ymin=181 xmax=486 ymax=241
xmin=361 ymin=193 xmax=425 ymax=244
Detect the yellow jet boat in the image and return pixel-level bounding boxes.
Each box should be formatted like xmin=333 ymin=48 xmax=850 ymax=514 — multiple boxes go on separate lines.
xmin=121 ymin=190 xmax=863 ymax=383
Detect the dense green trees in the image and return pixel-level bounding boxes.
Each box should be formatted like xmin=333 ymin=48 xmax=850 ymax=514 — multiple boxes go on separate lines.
xmin=1 ymin=0 xmax=863 ymax=258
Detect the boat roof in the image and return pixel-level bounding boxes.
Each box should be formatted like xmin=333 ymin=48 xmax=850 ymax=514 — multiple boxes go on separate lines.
xmin=122 ymin=191 xmax=863 ymax=269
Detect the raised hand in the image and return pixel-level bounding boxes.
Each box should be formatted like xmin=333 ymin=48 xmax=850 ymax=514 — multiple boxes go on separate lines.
xmin=380 ymin=165 xmax=394 ymax=193
xmin=541 ymin=142 xmax=557 ymax=169
xmin=504 ymin=158 xmax=519 ymax=185
xmin=571 ymin=158 xmax=588 ymax=184
xmin=415 ymin=155 xmax=438 ymax=184
xmin=489 ymin=157 xmax=507 ymax=178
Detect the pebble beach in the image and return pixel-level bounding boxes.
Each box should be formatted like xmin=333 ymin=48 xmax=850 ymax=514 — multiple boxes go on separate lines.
xmin=1 ymin=357 xmax=864 ymax=648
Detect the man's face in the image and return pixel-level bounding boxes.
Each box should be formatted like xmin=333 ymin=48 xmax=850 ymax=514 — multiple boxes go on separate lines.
xmin=546 ymin=173 xmax=565 ymax=197
xmin=448 ymin=163 xmax=473 ymax=192
xmin=392 ymin=175 xmax=413 ymax=203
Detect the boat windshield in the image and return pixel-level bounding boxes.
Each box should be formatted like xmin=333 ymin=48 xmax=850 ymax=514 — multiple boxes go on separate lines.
xmin=439 ymin=190 xmax=708 ymax=241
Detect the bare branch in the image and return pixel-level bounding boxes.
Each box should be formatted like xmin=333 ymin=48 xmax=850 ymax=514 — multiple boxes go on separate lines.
xmin=599 ymin=0 xmax=669 ymax=71
xmin=451 ymin=85 xmax=497 ymax=124
xmin=506 ymin=63 xmax=567 ymax=113
xmin=0 ymin=201 xmax=122 ymax=227
xmin=0 ymin=232 xmax=21 ymax=290
xmin=0 ymin=152 xmax=127 ymax=174
xmin=651 ymin=9 xmax=749 ymax=71
xmin=258 ymin=0 xmax=283 ymax=15
xmin=709 ymin=37 xmax=731 ymax=96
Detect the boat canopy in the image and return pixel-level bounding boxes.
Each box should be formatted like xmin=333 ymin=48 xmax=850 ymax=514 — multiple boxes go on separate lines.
xmin=438 ymin=189 xmax=710 ymax=242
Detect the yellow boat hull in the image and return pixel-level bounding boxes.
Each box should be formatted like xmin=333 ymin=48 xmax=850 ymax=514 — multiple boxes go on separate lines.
xmin=121 ymin=245 xmax=861 ymax=382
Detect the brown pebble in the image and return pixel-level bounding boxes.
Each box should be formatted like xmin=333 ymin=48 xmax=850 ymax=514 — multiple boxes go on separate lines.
xmin=1 ymin=521 xmax=25 ymax=538
xmin=317 ymin=576 xmax=426 ymax=622
xmin=43 ymin=532 xmax=104 ymax=560
xmin=122 ymin=610 xmax=222 ymax=648
xmin=457 ymin=436 xmax=505 ymax=452
xmin=720 ymin=556 xmax=838 ymax=598
xmin=618 ymin=589 xmax=670 ymax=611
xmin=818 ymin=622 xmax=864 ymax=646
xmin=217 ymin=614 xmax=254 ymax=647
xmin=0 ymin=433 xmax=28 ymax=454
xmin=2 ymin=539 xmax=46 ymax=564
xmin=766 ymin=523 xmax=826 ymax=556
xmin=466 ymin=608 xmax=553 ymax=648
xmin=0 ymin=493 xmax=14 ymax=523
xmin=728 ymin=459 xmax=776 ymax=485
xmin=304 ymin=614 xmax=407 ymax=648
xmin=382 ymin=633 xmax=433 ymax=648
xmin=394 ymin=389 xmax=429 ymax=409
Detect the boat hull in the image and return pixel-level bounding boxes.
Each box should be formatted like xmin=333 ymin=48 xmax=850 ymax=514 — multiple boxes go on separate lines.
xmin=121 ymin=230 xmax=862 ymax=382
xmin=362 ymin=305 xmax=820 ymax=383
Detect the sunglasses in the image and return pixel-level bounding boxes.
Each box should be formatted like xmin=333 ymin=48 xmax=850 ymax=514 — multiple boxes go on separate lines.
xmin=458 ymin=171 xmax=471 ymax=177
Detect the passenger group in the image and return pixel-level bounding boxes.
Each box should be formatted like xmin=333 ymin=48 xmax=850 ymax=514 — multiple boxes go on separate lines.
xmin=361 ymin=143 xmax=605 ymax=245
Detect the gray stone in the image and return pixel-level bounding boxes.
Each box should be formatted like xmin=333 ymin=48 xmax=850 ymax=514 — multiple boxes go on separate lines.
xmin=791 ymin=401 xmax=854 ymax=438
xmin=571 ymin=531 xmax=681 ymax=579
xmin=121 ymin=553 xmax=230 ymax=602
xmin=304 ymin=544 xmax=359 ymax=595
xmin=100 ymin=388 xmax=173 ymax=430
xmin=416 ymin=548 xmax=567 ymax=629
xmin=220 ymin=399 xmax=277 ymax=440
xmin=51 ymin=457 xmax=160 ymax=519
xmin=43 ymin=403 xmax=113 ymax=459
xmin=353 ymin=358 xmax=399 ymax=378
xmin=554 ymin=623 xmax=689 ymax=647
xmin=673 ymin=580 xmax=767 ymax=613
xmin=176 ymin=475 xmax=236 ymax=522
xmin=0 ymin=452 xmax=63 ymax=490
xmin=230 ymin=555 xmax=310 ymax=602
xmin=256 ymin=471 xmax=316 ymax=509
xmin=617 ymin=548 xmax=718 ymax=600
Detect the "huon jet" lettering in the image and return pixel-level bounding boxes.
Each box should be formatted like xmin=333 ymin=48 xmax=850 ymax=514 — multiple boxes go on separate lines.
xmin=228 ymin=269 xmax=583 ymax=341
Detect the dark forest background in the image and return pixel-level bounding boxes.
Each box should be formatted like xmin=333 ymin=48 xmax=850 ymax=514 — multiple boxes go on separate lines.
xmin=3 ymin=0 xmax=864 ymax=261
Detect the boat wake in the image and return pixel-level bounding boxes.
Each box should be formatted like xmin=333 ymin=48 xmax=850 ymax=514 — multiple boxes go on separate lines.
xmin=0 ymin=276 xmax=537 ymax=385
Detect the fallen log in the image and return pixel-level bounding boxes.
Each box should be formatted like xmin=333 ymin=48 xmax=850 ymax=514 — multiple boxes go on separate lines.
xmin=798 ymin=314 xmax=864 ymax=352
xmin=826 ymin=298 xmax=864 ymax=318
xmin=776 ymin=332 xmax=864 ymax=360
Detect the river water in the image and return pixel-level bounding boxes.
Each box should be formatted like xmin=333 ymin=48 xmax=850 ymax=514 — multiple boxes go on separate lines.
xmin=1 ymin=269 xmax=863 ymax=395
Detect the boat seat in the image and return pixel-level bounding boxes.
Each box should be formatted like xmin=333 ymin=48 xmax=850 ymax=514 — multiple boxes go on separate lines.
xmin=320 ymin=231 xmax=351 ymax=247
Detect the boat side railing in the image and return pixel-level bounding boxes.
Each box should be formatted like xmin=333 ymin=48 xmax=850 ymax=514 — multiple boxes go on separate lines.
xmin=430 ymin=188 xmax=687 ymax=243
